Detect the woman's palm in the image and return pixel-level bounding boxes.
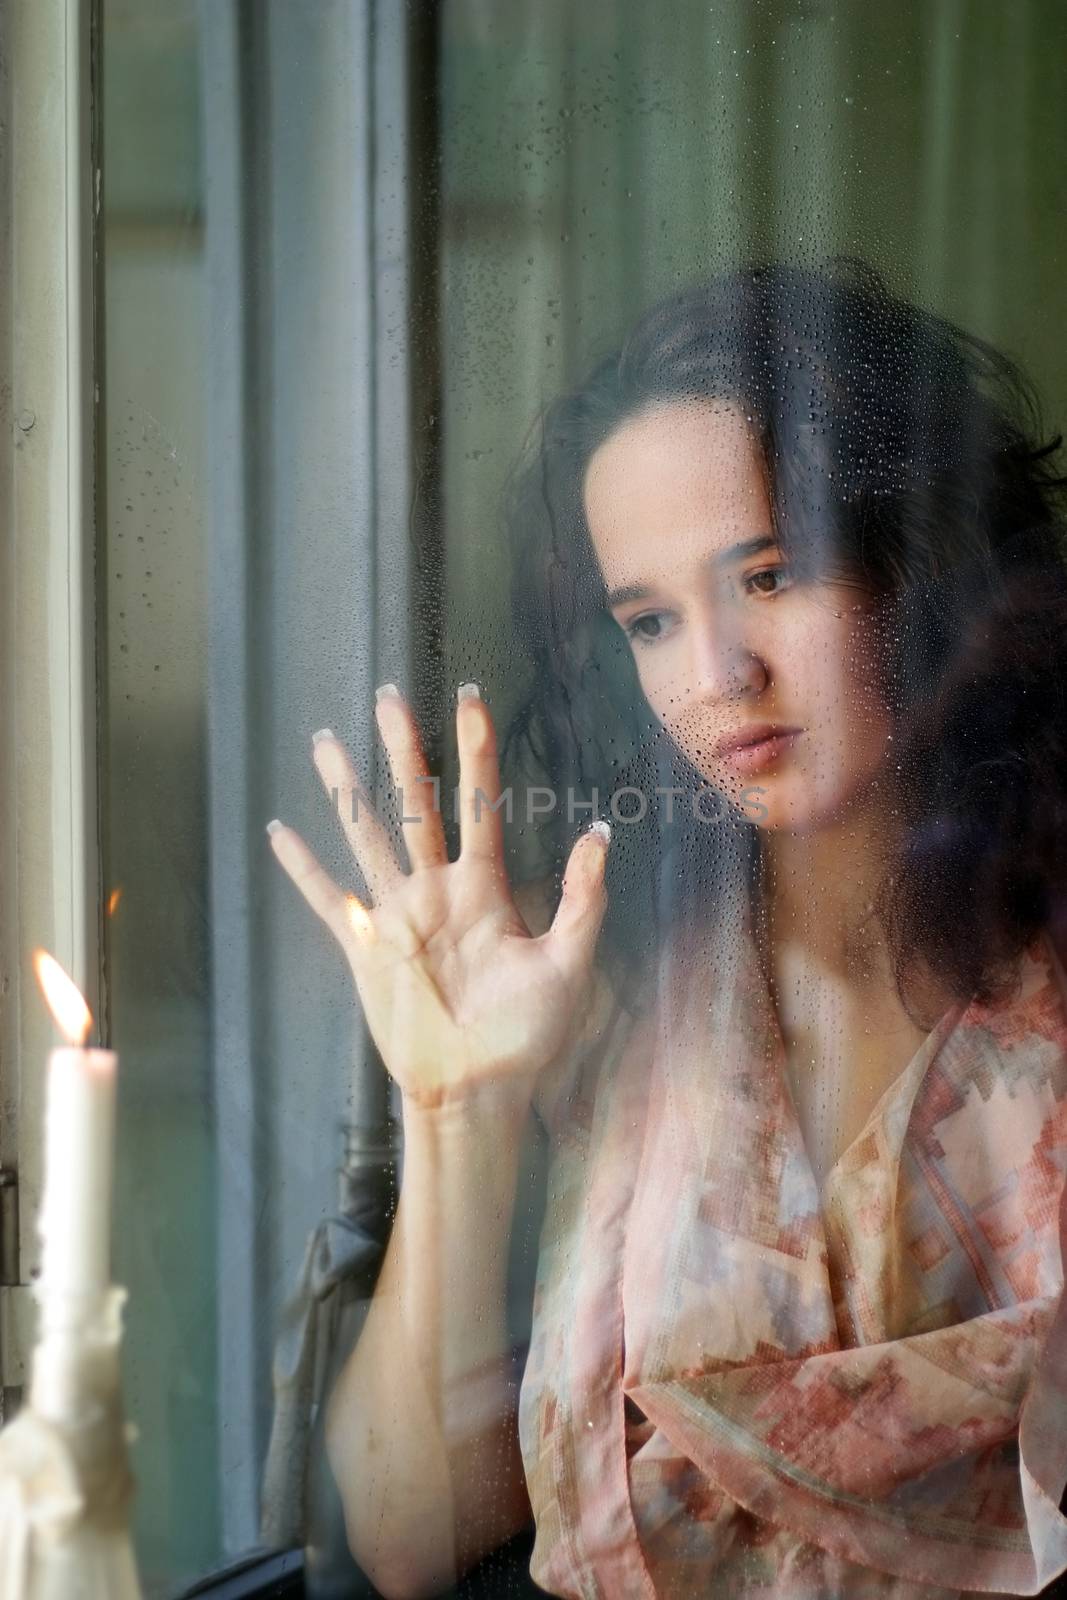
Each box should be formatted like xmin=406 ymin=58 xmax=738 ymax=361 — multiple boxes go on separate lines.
xmin=267 ymin=686 xmax=609 ymax=1111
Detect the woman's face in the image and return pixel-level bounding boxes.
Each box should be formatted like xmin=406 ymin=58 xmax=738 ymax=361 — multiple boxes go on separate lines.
xmin=583 ymin=398 xmax=895 ymax=832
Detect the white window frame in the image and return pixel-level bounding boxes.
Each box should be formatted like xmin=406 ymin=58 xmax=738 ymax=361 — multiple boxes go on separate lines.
xmin=0 ymin=0 xmax=101 ymax=1410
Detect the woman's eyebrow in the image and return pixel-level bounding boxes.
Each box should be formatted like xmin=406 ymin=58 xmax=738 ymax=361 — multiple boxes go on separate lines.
xmin=606 ymin=579 xmax=655 ymax=608
xmin=605 ymin=534 xmax=779 ymax=609
xmin=713 ymin=533 xmax=778 ymax=569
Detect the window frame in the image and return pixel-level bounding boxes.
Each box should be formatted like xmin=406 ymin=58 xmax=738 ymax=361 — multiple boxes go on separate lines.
xmin=0 ymin=0 xmax=103 ymax=1411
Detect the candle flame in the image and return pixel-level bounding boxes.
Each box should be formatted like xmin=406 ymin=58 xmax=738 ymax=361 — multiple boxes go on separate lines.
xmin=346 ymin=895 xmax=376 ymax=944
xmin=32 ymin=950 xmax=93 ymax=1046
xmin=107 ymin=886 xmax=123 ymax=917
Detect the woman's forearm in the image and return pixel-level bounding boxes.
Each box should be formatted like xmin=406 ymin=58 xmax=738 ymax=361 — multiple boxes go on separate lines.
xmin=324 ymin=1084 xmax=535 ymax=1599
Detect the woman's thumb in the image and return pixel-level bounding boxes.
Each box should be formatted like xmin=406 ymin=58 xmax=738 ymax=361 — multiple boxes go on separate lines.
xmin=549 ymin=822 xmax=610 ymax=960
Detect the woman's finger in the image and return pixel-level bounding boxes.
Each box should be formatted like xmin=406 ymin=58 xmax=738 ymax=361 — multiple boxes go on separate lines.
xmin=545 ymin=821 xmax=611 ymax=971
xmin=311 ymin=731 xmax=405 ymax=902
xmin=267 ymin=819 xmax=375 ymax=956
xmin=455 ymin=684 xmax=506 ymax=867
xmin=374 ymin=686 xmax=449 ymax=871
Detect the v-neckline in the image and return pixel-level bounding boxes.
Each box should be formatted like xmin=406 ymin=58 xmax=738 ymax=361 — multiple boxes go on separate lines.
xmin=743 ymin=885 xmax=971 ymax=1206
xmin=763 ymin=979 xmax=969 ymax=1208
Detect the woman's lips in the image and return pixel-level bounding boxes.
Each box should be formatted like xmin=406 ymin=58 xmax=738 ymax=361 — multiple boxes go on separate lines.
xmin=716 ymin=730 xmax=802 ymax=774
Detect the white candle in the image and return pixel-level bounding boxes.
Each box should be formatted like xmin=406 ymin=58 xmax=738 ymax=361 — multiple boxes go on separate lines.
xmin=32 ymin=950 xmax=117 ymax=1299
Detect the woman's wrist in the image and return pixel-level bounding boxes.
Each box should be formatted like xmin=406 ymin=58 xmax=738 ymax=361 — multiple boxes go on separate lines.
xmin=399 ymin=1074 xmax=537 ymax=1141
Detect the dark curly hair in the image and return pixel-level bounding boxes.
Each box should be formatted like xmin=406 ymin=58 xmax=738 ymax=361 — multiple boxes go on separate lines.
xmin=499 ymin=256 xmax=1067 ymax=1025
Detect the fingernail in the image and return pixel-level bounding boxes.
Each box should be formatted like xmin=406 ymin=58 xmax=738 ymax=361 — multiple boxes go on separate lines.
xmin=589 ymin=819 xmax=611 ymax=843
xmin=375 ymin=683 xmax=400 ymax=703
xmin=266 ymin=819 xmax=284 ymax=836
xmin=312 ymin=728 xmax=335 ymax=745
xmin=457 ymin=681 xmax=481 ymax=701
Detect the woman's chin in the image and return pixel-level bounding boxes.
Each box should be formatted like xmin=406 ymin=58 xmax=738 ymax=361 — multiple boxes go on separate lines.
xmin=730 ymin=776 xmax=857 ymax=834
xmin=751 ymin=772 xmax=891 ymax=834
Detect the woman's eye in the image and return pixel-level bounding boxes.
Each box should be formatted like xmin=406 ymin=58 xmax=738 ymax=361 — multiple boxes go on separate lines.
xmin=744 ymin=565 xmax=791 ymax=597
xmin=624 ymin=612 xmax=671 ymax=646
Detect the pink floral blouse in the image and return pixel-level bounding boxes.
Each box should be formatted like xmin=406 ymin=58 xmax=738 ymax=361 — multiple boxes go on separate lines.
xmin=518 ymin=894 xmax=1067 ymax=1599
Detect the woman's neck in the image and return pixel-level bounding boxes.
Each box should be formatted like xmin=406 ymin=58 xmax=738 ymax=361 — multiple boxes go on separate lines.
xmin=760 ymin=788 xmax=904 ymax=990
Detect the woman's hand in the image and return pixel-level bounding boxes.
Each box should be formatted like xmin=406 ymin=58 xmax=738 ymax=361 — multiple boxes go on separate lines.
xmin=266 ymin=683 xmax=610 ymax=1114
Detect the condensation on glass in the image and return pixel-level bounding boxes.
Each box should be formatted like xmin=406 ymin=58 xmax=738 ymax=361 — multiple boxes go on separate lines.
xmin=101 ymin=2 xmax=1067 ymax=1596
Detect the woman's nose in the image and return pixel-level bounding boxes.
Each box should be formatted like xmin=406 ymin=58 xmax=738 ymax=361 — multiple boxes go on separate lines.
xmin=690 ymin=610 xmax=768 ymax=699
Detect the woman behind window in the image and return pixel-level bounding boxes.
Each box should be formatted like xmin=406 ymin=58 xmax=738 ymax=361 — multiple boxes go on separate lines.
xmin=268 ymin=258 xmax=1067 ymax=1598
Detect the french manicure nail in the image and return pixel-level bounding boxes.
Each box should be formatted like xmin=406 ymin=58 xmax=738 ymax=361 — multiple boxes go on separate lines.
xmin=375 ymin=683 xmax=401 ymax=703
xmin=312 ymin=728 xmax=335 ymax=745
xmin=457 ymin=681 xmax=481 ymax=701
xmin=266 ymin=819 xmax=284 ymax=835
xmin=589 ymin=819 xmax=611 ymax=843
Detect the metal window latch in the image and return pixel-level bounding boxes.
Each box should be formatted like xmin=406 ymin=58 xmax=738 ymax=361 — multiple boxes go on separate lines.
xmin=0 ymin=1168 xmax=17 ymax=1288
xmin=0 ymin=1167 xmax=33 ymax=1414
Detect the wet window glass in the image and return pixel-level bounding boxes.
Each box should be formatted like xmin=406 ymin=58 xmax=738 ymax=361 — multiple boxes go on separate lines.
xmin=99 ymin=2 xmax=1067 ymax=1595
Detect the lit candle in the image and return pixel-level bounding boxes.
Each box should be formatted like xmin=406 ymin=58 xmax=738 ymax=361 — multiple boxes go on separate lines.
xmin=31 ymin=950 xmax=117 ymax=1299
